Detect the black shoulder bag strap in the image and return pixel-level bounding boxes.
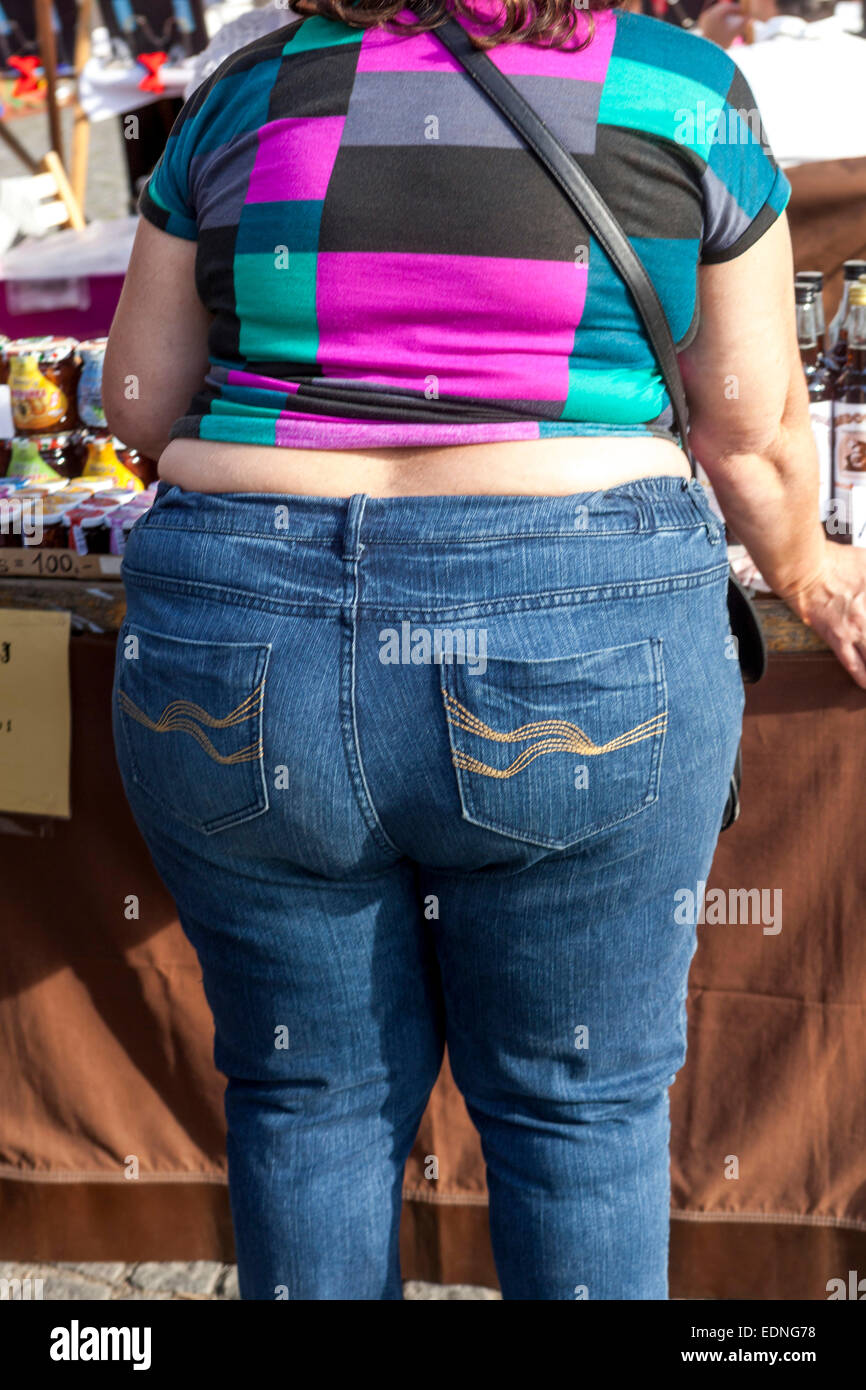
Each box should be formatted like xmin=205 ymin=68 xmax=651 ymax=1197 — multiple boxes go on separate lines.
xmin=412 ymin=2 xmax=765 ymax=827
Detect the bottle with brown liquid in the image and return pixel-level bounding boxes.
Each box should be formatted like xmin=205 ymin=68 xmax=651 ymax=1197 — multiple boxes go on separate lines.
xmin=795 ymin=271 xmax=826 ymax=360
xmin=832 ymin=281 xmax=866 ymax=545
xmin=796 ymin=282 xmax=834 ymax=524
xmin=827 ymin=261 xmax=866 ymax=380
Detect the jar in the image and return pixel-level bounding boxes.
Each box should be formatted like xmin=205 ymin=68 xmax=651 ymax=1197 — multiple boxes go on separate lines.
xmin=61 ymin=486 xmax=95 ymax=506
xmin=113 ymin=438 xmax=158 ymax=487
xmin=63 ymin=506 xmax=101 ymax=555
xmin=6 ymin=432 xmax=77 ymax=480
xmin=15 ymin=487 xmax=53 ymax=504
xmin=23 ymin=501 xmax=75 ymax=549
xmin=81 ymin=432 xmax=145 ymax=491
xmin=85 ymin=512 xmax=115 ymax=554
xmin=99 ymin=488 xmax=138 ymax=505
xmin=0 ymin=497 xmax=22 ymax=547
xmin=74 ymin=474 xmax=115 ymax=492
xmin=7 ymin=337 xmax=80 ymax=433
xmin=108 ymin=501 xmax=147 ymax=555
xmin=76 ymin=339 xmax=108 ymax=429
xmin=17 ymin=479 xmax=69 ymax=498
xmin=64 ymin=501 xmax=119 ymax=555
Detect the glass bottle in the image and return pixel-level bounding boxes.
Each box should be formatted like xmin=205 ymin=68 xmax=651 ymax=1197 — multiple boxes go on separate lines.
xmin=832 ymin=283 xmax=866 ymax=544
xmin=826 ymin=260 xmax=866 ymax=378
xmin=796 ymin=283 xmax=834 ymax=525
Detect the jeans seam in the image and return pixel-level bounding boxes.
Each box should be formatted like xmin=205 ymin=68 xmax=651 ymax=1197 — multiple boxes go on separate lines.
xmin=121 ymin=560 xmax=729 ymax=623
xmin=133 ymin=522 xmax=703 ymax=543
xmin=339 ymin=503 xmax=400 ymax=857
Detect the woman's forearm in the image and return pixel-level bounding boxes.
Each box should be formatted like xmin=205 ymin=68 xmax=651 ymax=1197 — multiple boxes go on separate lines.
xmin=691 ymin=390 xmax=828 ymax=605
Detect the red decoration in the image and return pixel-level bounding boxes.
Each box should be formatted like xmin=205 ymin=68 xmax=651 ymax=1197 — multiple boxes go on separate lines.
xmin=9 ymin=55 xmax=42 ymax=99
xmin=137 ymin=52 xmax=168 ymax=95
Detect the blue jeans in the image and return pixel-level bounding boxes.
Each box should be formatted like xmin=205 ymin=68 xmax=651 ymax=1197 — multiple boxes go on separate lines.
xmin=112 ymin=477 xmax=743 ymax=1300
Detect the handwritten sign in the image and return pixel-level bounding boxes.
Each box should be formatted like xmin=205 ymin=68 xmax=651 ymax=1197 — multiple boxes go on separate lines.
xmin=0 ymin=609 xmax=71 ymax=817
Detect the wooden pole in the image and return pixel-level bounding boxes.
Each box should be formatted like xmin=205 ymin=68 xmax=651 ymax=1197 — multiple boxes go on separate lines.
xmin=0 ymin=120 xmax=41 ymax=175
xmin=34 ymin=0 xmax=65 ymax=169
xmin=71 ymin=0 xmax=94 ymax=212
xmin=43 ymin=149 xmax=86 ymax=230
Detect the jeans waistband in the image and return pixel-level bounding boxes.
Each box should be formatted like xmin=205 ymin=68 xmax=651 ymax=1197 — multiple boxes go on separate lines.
xmin=146 ymin=476 xmax=717 ymax=546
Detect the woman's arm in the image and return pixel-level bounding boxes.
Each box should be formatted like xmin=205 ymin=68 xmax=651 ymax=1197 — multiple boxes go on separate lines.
xmin=679 ymin=212 xmax=866 ymax=688
xmin=103 ymin=219 xmax=212 ymax=461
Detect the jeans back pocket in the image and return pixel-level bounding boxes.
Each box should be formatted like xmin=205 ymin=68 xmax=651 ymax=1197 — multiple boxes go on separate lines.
xmin=114 ymin=621 xmax=271 ymax=835
xmin=440 ymin=638 xmax=667 ymax=850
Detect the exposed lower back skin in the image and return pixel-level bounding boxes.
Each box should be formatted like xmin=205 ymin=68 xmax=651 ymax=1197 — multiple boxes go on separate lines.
xmin=158 ymin=433 xmax=691 ymax=497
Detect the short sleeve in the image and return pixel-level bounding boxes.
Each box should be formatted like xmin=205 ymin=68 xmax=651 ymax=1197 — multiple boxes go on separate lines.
xmin=138 ymin=128 xmax=199 ymax=242
xmin=699 ymin=67 xmax=792 ymax=265
xmin=136 ymin=63 xmax=224 ymax=242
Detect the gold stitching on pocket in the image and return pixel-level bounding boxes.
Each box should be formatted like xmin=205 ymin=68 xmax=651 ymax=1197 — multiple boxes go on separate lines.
xmin=441 ymin=687 xmax=666 ymax=780
xmin=118 ymin=679 xmax=264 ymax=766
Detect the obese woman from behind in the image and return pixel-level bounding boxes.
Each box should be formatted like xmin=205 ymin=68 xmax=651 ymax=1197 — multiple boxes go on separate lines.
xmin=104 ymin=0 xmax=866 ymax=1300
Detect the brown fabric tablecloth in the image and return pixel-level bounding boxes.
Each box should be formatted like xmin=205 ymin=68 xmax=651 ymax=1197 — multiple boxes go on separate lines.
xmin=1 ymin=635 xmax=865 ymax=1298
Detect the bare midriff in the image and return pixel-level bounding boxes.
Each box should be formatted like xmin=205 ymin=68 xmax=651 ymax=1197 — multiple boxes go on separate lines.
xmin=158 ymin=433 xmax=691 ymax=498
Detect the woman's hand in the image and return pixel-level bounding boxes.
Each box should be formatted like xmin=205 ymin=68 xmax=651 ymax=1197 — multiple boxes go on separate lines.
xmin=780 ymin=541 xmax=866 ymax=688
xmin=697 ymin=2 xmax=749 ymax=49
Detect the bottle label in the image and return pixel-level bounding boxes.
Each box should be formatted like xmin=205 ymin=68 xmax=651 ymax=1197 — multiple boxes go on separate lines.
xmin=810 ymin=399 xmax=832 ymax=520
xmin=8 ymin=354 xmax=69 ymax=431
xmin=78 ymin=350 xmax=106 ymax=428
xmin=82 ymin=447 xmax=144 ymax=492
xmin=834 ymin=407 xmax=866 ymax=485
xmin=7 ymin=441 xmax=61 ymax=480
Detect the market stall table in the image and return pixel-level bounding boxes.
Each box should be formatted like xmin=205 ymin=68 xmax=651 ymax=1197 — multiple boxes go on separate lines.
xmin=0 ymin=582 xmax=864 ymax=1300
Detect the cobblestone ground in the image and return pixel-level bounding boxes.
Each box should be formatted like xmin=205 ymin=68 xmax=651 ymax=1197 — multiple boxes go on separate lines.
xmin=0 ymin=1262 xmax=500 ymax=1300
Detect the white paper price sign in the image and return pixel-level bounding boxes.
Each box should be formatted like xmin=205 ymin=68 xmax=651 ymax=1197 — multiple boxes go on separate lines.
xmin=0 ymin=609 xmax=71 ymax=818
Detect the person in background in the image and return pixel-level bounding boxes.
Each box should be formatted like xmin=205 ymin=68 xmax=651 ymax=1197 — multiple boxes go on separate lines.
xmin=697 ymin=1 xmax=866 ymax=161
xmin=698 ymin=0 xmax=852 ymax=47
xmin=633 ymin=0 xmax=703 ymax=27
xmin=184 ymin=0 xmax=295 ymax=95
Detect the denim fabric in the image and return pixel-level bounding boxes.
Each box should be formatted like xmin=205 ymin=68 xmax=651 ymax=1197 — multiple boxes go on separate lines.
xmin=112 ymin=477 xmax=743 ymax=1301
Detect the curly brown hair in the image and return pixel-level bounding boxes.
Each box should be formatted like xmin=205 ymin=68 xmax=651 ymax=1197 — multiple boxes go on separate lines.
xmin=289 ymin=0 xmax=621 ymax=50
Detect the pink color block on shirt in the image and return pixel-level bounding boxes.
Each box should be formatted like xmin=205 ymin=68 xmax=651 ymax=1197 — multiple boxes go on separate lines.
xmin=247 ymin=116 xmax=346 ymax=203
xmin=358 ymin=6 xmax=616 ymax=79
xmin=316 ymin=250 xmax=588 ymax=401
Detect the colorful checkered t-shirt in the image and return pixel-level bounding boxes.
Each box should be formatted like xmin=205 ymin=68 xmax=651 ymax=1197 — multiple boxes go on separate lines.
xmin=139 ymin=4 xmax=791 ymax=450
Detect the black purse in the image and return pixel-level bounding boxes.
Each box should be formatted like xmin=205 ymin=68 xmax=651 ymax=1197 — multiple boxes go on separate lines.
xmin=411 ymin=2 xmax=766 ymax=830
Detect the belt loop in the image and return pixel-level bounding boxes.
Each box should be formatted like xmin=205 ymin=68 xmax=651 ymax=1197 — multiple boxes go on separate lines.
xmin=687 ymin=475 xmax=724 ymax=544
xmin=342 ymin=492 xmax=369 ymax=563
